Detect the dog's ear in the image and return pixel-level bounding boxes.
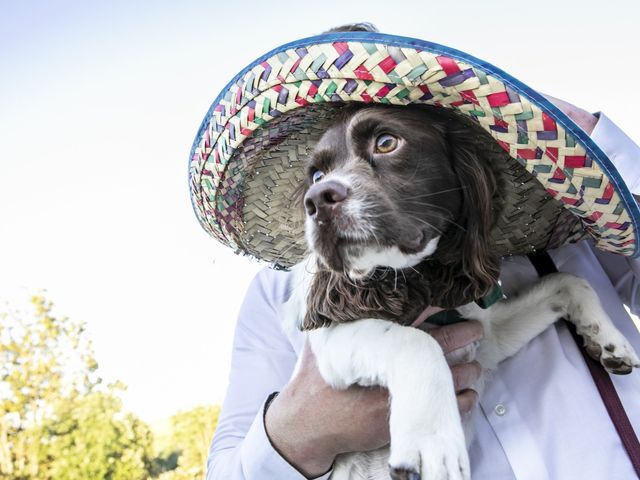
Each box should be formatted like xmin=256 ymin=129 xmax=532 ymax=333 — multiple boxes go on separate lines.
xmin=302 ymin=269 xmax=333 ymax=329
xmin=429 ymin=118 xmax=501 ymax=308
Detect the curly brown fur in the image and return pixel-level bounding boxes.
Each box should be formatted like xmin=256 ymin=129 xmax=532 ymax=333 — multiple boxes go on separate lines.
xmin=301 ymin=104 xmax=504 ymax=330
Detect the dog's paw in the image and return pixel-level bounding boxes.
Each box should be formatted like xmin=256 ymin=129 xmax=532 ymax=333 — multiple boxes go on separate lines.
xmin=580 ymin=322 xmax=640 ymax=375
xmin=388 ymin=432 xmax=470 ymax=480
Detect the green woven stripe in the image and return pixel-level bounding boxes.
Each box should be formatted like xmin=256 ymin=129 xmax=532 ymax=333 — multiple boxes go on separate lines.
xmin=189 ymin=39 xmax=637 ymax=264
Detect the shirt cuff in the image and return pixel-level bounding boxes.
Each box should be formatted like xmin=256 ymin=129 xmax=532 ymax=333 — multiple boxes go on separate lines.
xmin=239 ymin=393 xmax=332 ymax=480
xmin=590 ymin=112 xmax=640 ymax=194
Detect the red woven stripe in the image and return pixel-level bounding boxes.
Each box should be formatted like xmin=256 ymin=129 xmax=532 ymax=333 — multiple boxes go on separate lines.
xmin=562 ymin=196 xmax=579 ymax=205
xmin=602 ymin=182 xmax=614 ymax=200
xmin=606 ymin=221 xmax=627 ymax=229
xmin=589 ymin=211 xmax=604 ymax=221
xmin=564 ymin=155 xmax=587 ymax=168
xmin=333 ymin=42 xmax=349 ymax=54
xmin=376 ymin=85 xmax=391 ymax=97
xmin=436 ymin=55 xmax=460 ymax=75
xmin=545 ymin=147 xmax=559 ymax=162
xmin=354 ymin=66 xmax=374 ymax=80
xmin=378 ymin=56 xmax=397 ymax=74
xmin=497 ymin=140 xmax=510 ymax=152
xmin=542 ymin=112 xmax=556 ymax=131
xmin=551 ymin=168 xmax=567 ymax=181
xmin=517 ymin=148 xmax=538 ymax=160
xmin=487 ymin=91 xmax=510 ymax=107
xmin=290 ymin=57 xmax=302 ymax=73
xmin=460 ymin=89 xmax=479 ymax=104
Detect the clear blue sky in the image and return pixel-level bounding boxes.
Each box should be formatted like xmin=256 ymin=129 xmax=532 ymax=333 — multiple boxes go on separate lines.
xmin=1 ymin=0 xmax=638 ymax=421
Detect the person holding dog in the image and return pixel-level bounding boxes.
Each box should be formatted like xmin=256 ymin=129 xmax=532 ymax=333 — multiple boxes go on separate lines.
xmin=193 ymin=24 xmax=640 ymax=480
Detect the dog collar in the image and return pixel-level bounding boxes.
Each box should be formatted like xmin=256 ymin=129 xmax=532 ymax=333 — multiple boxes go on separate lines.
xmin=427 ymin=283 xmax=504 ymax=326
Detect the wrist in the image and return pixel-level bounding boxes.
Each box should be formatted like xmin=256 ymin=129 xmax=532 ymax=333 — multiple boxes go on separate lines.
xmin=264 ymin=389 xmax=336 ymax=478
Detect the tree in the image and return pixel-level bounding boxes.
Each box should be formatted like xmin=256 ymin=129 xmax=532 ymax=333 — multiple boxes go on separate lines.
xmin=153 ymin=405 xmax=220 ymax=479
xmin=0 ymin=293 xmax=153 ymax=479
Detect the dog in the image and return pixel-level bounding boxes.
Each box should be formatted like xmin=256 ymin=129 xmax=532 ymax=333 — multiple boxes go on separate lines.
xmin=280 ymin=103 xmax=640 ymax=480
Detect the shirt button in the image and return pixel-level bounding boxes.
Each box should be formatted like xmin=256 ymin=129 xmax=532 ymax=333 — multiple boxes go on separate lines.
xmin=494 ymin=404 xmax=507 ymax=416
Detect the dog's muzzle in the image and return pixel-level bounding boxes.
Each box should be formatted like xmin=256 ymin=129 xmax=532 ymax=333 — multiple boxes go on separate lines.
xmin=304 ymin=180 xmax=349 ymax=224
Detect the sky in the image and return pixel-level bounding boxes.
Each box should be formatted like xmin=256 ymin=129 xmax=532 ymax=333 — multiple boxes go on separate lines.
xmin=1 ymin=0 xmax=639 ymax=422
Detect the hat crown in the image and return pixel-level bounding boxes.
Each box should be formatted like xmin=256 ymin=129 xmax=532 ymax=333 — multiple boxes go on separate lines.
xmin=189 ymin=32 xmax=640 ymax=265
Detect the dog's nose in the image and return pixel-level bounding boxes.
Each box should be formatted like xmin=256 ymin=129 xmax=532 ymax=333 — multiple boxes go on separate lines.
xmin=304 ymin=180 xmax=349 ymax=218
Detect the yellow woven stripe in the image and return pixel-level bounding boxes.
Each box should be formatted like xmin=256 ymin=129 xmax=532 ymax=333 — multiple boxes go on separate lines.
xmin=191 ymin=41 xmax=636 ymax=256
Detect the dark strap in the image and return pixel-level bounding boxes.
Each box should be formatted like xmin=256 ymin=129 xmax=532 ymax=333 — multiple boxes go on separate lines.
xmin=528 ymin=252 xmax=640 ymax=477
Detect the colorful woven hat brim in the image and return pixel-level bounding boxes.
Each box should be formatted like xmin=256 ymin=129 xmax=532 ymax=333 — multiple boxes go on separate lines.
xmin=189 ymin=31 xmax=640 ymax=266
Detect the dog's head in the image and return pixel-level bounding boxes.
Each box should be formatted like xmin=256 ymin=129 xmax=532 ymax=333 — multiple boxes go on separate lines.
xmin=299 ymin=104 xmax=502 ymax=328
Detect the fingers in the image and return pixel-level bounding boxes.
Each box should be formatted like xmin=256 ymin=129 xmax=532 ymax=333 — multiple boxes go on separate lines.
xmin=452 ymin=361 xmax=482 ymax=416
xmin=457 ymin=389 xmax=478 ymax=416
xmin=451 ymin=361 xmax=481 ymax=392
xmin=428 ymin=320 xmax=484 ymax=354
xmin=411 ymin=305 xmax=444 ymax=326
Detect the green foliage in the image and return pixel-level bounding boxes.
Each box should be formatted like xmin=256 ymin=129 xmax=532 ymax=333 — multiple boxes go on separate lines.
xmin=43 ymin=388 xmax=154 ymax=480
xmin=152 ymin=405 xmax=220 ymax=479
xmin=0 ymin=294 xmax=152 ymax=479
xmin=0 ymin=293 xmax=221 ymax=480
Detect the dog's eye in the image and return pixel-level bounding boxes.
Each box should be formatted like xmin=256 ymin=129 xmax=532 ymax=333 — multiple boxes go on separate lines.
xmin=374 ymin=134 xmax=398 ymax=154
xmin=311 ymin=169 xmax=325 ymax=184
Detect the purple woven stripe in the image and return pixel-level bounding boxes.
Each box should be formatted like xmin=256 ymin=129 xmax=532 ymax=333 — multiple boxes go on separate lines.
xmin=261 ymin=63 xmax=272 ymax=81
xmin=344 ymin=78 xmax=358 ymax=94
xmin=584 ymin=155 xmax=593 ymax=168
xmin=506 ymin=87 xmax=520 ymax=103
xmin=334 ymin=49 xmax=354 ymax=69
xmin=439 ymin=68 xmax=475 ymax=87
xmin=419 ymin=91 xmax=434 ymax=101
xmin=317 ymin=68 xmax=330 ymax=79
xmin=295 ymin=47 xmax=308 ymax=58
xmin=535 ymin=147 xmax=543 ymax=159
xmin=537 ymin=130 xmax=558 ymax=140
xmin=516 ymin=119 xmax=527 ymax=133
xmin=490 ymin=124 xmax=509 ymax=133
xmin=278 ymin=87 xmax=289 ymax=104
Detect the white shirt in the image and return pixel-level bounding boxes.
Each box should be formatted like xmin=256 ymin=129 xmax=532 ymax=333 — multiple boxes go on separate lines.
xmin=207 ymin=114 xmax=640 ymax=480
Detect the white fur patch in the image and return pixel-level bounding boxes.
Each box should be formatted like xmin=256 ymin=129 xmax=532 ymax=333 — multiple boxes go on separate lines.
xmin=308 ymin=318 xmax=469 ymax=479
xmin=348 ymin=236 xmax=440 ymax=278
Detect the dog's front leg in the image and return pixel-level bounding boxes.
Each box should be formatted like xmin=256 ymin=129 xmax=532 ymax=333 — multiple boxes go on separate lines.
xmin=308 ymin=319 xmax=469 ymax=480
xmin=463 ymin=273 xmax=640 ymax=373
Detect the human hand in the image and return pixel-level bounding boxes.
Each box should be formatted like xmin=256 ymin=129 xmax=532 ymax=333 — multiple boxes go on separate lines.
xmin=264 ymin=320 xmax=484 ymax=478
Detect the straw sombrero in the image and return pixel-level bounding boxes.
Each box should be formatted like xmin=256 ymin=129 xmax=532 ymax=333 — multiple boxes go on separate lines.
xmin=189 ymin=30 xmax=640 ymax=268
